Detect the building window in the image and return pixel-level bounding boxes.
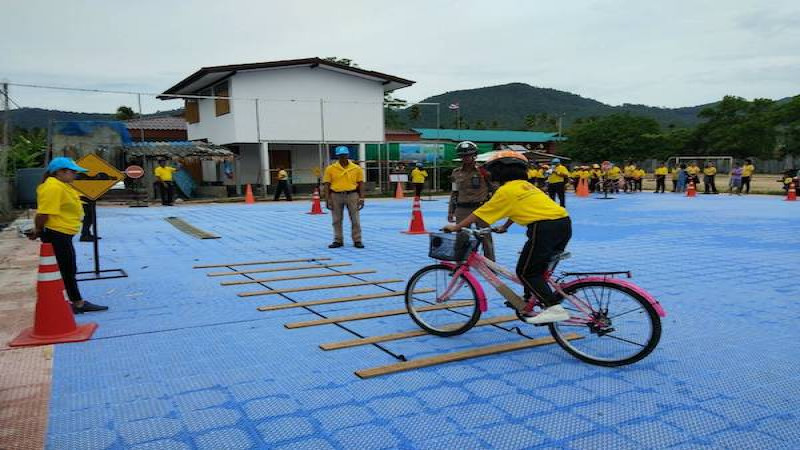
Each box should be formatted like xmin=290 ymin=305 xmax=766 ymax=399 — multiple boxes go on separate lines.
xmin=185 ymin=99 xmax=199 ymax=124
xmin=214 ymin=81 xmax=230 ymax=116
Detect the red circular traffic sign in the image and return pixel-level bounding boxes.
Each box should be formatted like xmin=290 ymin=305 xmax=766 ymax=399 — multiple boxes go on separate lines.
xmin=125 ymin=165 xmax=145 ymax=179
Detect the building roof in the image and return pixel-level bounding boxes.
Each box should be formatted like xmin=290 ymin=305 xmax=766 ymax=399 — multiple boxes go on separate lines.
xmin=125 ymin=116 xmax=186 ymax=131
xmin=123 ymin=141 xmax=233 ymax=159
xmin=159 ymin=57 xmax=415 ymax=99
xmin=412 ymin=128 xmax=565 ymax=143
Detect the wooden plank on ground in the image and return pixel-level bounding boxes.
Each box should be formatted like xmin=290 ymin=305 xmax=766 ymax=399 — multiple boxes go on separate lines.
xmin=319 ymin=315 xmax=519 ymax=350
xmin=257 ymin=289 xmax=434 ymax=312
xmin=221 ymin=270 xmax=376 ymax=286
xmin=284 ymin=301 xmax=473 ymax=329
xmin=355 ymin=333 xmax=582 ymax=379
xmin=207 ymin=263 xmax=351 ymax=277
xmin=238 ymin=279 xmax=404 ymax=297
xmin=194 ymin=258 xmax=331 ymax=269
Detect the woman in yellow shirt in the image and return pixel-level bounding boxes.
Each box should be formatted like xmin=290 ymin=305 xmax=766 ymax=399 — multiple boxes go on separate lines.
xmin=29 ymin=157 xmax=107 ymax=313
xmin=444 ymin=151 xmax=571 ymax=324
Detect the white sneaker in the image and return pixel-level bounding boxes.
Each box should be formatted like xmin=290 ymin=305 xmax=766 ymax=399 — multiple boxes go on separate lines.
xmin=524 ymin=304 xmax=570 ymax=324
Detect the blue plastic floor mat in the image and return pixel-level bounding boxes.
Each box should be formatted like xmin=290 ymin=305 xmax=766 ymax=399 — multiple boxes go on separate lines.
xmin=46 ymin=194 xmax=800 ymax=449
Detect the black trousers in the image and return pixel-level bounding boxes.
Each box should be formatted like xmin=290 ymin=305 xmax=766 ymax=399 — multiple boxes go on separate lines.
xmin=413 ymin=183 xmax=424 ymax=197
xmin=704 ymin=175 xmax=718 ymax=193
xmin=80 ymin=202 xmax=95 ymax=238
xmin=274 ymin=180 xmax=292 ymax=201
xmin=741 ymin=176 xmax=751 ymax=193
xmin=547 ymin=182 xmax=566 ymax=207
xmin=672 ymin=179 xmax=678 ymax=192
xmin=41 ymin=229 xmax=82 ymax=303
xmin=158 ymin=181 xmax=175 ymax=205
xmin=655 ymin=175 xmax=666 ymax=193
xmin=516 ymin=217 xmax=572 ymax=307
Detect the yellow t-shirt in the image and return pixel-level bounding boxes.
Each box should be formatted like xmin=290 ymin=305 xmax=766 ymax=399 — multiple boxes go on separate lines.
xmin=686 ymin=165 xmax=700 ymax=176
xmin=624 ymin=165 xmax=635 ymax=177
xmin=591 ymin=169 xmax=603 ymax=179
xmin=547 ymin=165 xmax=571 ymax=183
xmin=155 ymin=166 xmax=177 ymax=181
xmin=323 ymin=161 xmax=364 ymax=192
xmin=634 ymin=169 xmax=645 ymax=179
xmin=655 ymin=167 xmax=668 ymax=176
xmin=527 ymin=168 xmax=538 ymax=179
xmin=606 ymin=167 xmax=621 ymax=180
xmin=37 ymin=177 xmax=84 ymax=235
xmin=277 ymin=169 xmax=288 ymax=181
xmin=742 ymin=165 xmax=754 ymax=177
xmin=579 ymin=170 xmax=590 ymax=180
xmin=411 ymin=168 xmax=428 ymax=184
xmin=671 ymin=168 xmax=680 ymax=180
xmin=474 ymin=180 xmax=569 ymax=226
xmin=703 ymin=167 xmax=717 ymax=176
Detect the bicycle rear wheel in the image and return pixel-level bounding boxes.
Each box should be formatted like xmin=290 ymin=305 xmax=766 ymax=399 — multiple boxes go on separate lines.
xmin=405 ymin=264 xmax=481 ymax=337
xmin=549 ymin=280 xmax=661 ymax=366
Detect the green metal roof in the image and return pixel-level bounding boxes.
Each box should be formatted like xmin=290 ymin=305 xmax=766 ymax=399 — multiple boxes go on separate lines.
xmin=412 ymin=128 xmax=565 ymax=143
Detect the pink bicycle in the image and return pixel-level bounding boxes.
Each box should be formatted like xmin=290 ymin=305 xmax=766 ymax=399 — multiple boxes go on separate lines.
xmin=405 ymin=228 xmax=666 ymax=366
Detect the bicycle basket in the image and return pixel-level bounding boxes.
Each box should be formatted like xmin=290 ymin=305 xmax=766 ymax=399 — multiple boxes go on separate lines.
xmin=429 ymin=231 xmax=477 ymax=261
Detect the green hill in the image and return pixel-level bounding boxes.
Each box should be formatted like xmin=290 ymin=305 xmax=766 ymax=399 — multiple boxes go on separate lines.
xmin=398 ymin=83 xmax=745 ymax=130
xmin=0 ymin=108 xmax=183 ymax=131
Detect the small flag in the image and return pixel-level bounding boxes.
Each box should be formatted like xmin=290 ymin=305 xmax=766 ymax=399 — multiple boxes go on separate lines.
xmin=448 ymin=102 xmax=460 ymax=110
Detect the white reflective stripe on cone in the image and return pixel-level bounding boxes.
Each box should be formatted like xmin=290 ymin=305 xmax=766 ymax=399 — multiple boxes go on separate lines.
xmin=38 ymin=271 xmax=62 ymax=282
xmin=40 ymin=256 xmax=58 ymax=265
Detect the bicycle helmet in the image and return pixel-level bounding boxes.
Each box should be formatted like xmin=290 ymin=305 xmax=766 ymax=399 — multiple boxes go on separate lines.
xmin=455 ymin=141 xmax=479 ymax=157
xmin=484 ymin=150 xmax=529 ymax=171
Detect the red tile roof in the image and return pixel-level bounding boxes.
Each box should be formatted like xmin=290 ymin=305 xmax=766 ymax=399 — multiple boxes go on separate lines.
xmin=125 ymin=116 xmax=186 ymax=131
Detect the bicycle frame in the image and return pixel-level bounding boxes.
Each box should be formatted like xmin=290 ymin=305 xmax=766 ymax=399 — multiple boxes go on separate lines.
xmin=440 ymin=250 xmax=595 ymax=326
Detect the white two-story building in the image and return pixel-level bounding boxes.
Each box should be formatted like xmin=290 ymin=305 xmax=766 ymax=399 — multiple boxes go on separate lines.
xmin=159 ymin=57 xmax=414 ymax=193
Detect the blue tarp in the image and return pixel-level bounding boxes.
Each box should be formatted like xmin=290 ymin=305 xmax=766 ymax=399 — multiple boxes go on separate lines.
xmin=54 ymin=121 xmax=132 ymax=144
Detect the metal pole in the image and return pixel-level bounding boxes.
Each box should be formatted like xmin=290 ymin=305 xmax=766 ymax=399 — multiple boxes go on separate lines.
xmin=1 ymin=82 xmax=9 ymax=147
xmin=91 ymin=201 xmax=100 ymax=274
xmin=136 ymin=93 xmax=144 ymax=142
xmin=435 ymin=104 xmax=441 ymax=192
xmin=254 ymin=99 xmax=267 ymax=199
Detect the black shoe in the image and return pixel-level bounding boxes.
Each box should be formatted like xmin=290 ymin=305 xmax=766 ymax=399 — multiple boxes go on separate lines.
xmin=74 ymin=301 xmax=109 ymax=313
xmin=354 ymin=242 xmax=365 ymax=248
xmin=79 ymin=236 xmax=101 ymax=242
xmin=71 ymin=303 xmax=84 ymax=314
xmin=328 ymin=242 xmax=343 ymax=248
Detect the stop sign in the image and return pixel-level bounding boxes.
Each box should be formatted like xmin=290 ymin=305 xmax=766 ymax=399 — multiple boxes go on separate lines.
xmin=125 ymin=165 xmax=145 ymax=179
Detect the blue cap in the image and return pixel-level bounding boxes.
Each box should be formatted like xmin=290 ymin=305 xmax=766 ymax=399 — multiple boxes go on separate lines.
xmin=416 ymin=162 xmax=423 ymax=167
xmin=335 ymin=146 xmax=350 ymax=156
xmin=551 ymin=158 xmax=561 ymax=164
xmin=47 ymin=157 xmax=88 ymax=174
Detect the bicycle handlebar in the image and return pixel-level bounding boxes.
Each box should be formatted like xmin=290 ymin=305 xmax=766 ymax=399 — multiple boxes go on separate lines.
xmin=441 ymin=226 xmax=496 ymax=236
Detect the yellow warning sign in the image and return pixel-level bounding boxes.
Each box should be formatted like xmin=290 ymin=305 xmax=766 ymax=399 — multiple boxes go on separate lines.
xmin=72 ymin=154 xmax=125 ymax=200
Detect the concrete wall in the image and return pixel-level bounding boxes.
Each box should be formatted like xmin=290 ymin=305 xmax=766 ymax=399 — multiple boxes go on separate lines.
xmin=186 ymin=66 xmax=386 ymax=145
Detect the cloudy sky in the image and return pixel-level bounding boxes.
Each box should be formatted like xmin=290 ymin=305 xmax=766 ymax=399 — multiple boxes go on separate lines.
xmin=2 ymin=0 xmax=799 ymax=114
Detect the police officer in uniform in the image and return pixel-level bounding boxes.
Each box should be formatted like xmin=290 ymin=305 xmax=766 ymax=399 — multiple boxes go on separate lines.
xmin=448 ymin=141 xmax=495 ymax=260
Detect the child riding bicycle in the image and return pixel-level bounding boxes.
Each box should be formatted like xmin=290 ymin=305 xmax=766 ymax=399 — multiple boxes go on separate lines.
xmin=444 ymin=150 xmax=573 ymax=324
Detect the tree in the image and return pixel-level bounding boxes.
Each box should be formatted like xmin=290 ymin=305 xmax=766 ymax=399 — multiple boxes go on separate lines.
xmin=562 ymin=114 xmax=662 ymax=162
xmin=524 ymin=113 xmax=558 ymax=131
xmin=115 ymin=106 xmax=136 ymax=121
xmin=6 ymin=128 xmax=46 ymax=176
xmin=692 ymin=96 xmax=778 ymax=159
xmin=323 ymin=57 xmax=359 ymax=68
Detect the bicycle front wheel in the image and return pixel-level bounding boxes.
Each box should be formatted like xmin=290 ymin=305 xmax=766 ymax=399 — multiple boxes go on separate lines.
xmin=405 ymin=264 xmax=481 ymax=337
xmin=549 ymin=280 xmax=662 ymax=366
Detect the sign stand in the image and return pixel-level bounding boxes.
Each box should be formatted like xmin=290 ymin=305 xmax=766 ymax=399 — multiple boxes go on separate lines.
xmin=76 ymin=201 xmax=128 ymax=282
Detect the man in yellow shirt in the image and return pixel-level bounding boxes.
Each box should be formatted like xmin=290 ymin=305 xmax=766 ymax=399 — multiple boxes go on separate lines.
xmin=30 ymin=157 xmax=107 ymax=313
xmin=605 ymin=163 xmax=622 ymax=194
xmin=632 ymin=166 xmax=645 ymax=192
xmin=443 ymin=151 xmax=571 ymax=324
xmin=410 ymin=163 xmax=428 ymax=198
xmin=703 ymin=162 xmax=718 ymax=194
xmin=590 ymin=164 xmax=603 ymax=192
xmin=742 ymin=159 xmax=755 ymax=194
xmin=546 ymin=158 xmax=571 ymax=207
xmin=154 ymin=159 xmax=178 ymax=206
xmin=670 ymin=164 xmax=680 ymax=192
xmin=273 ymin=166 xmax=292 ymax=201
xmin=323 ymin=146 xmax=365 ymax=248
xmin=686 ymin=161 xmax=701 ymax=188
xmin=654 ymin=162 xmax=668 ymax=193
xmin=623 ymin=161 xmax=636 ymax=193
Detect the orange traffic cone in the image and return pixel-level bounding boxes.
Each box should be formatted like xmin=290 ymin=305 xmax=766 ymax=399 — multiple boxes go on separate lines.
xmin=307 ymin=187 xmax=326 ymax=214
xmin=786 ymin=182 xmax=797 ymax=201
xmin=394 ymin=182 xmax=404 ymax=199
xmin=245 ymin=184 xmax=255 ymax=204
xmin=687 ymin=180 xmax=696 ymax=197
xmin=576 ymin=178 xmax=590 ymax=197
xmin=9 ymin=243 xmax=98 ymax=347
xmin=402 ymin=196 xmax=429 ymax=234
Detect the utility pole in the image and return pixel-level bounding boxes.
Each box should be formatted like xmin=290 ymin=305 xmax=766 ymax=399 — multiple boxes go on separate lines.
xmin=2 ymin=82 xmax=9 ymax=147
